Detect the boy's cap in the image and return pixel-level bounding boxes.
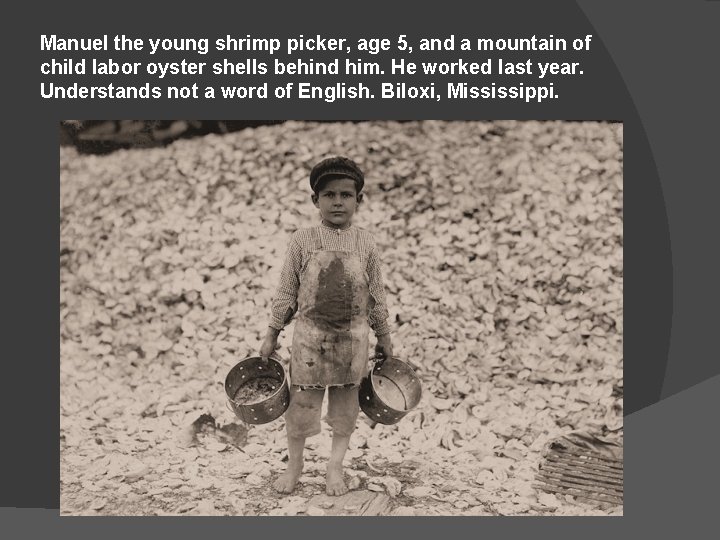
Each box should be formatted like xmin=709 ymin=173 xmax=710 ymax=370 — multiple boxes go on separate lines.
xmin=310 ymin=156 xmax=364 ymax=193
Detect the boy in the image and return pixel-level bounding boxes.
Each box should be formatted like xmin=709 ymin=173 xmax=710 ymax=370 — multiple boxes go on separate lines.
xmin=259 ymin=156 xmax=393 ymax=496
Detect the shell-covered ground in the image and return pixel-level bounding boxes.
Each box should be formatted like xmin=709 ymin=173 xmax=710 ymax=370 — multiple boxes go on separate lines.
xmin=60 ymin=120 xmax=623 ymax=516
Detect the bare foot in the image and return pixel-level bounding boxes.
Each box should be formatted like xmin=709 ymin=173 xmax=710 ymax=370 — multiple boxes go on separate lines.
xmin=326 ymin=464 xmax=348 ymax=496
xmin=273 ymin=463 xmax=303 ymax=494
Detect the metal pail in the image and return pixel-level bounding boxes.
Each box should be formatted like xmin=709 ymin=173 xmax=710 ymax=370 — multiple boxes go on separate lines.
xmin=225 ymin=355 xmax=290 ymax=424
xmin=359 ymin=357 xmax=422 ymax=425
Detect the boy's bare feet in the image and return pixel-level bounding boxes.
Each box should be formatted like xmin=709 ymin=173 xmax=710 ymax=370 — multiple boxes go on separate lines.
xmin=273 ymin=462 xmax=303 ymax=494
xmin=274 ymin=435 xmax=306 ymax=494
xmin=326 ymin=463 xmax=348 ymax=496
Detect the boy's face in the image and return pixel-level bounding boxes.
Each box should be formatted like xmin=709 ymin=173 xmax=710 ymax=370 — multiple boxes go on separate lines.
xmin=312 ymin=177 xmax=362 ymax=229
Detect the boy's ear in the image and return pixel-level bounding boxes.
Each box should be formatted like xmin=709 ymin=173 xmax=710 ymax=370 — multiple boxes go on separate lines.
xmin=311 ymin=193 xmax=319 ymax=207
xmin=357 ymin=193 xmax=364 ymax=204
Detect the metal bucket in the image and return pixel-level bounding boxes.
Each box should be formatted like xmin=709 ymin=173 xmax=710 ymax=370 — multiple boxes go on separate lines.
xmin=359 ymin=357 xmax=422 ymax=425
xmin=225 ymin=355 xmax=290 ymax=424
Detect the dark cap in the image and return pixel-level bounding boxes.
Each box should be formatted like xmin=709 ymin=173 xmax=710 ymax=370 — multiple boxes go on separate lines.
xmin=309 ymin=156 xmax=364 ymax=193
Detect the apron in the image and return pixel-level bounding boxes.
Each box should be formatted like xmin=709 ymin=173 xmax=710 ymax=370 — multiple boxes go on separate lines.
xmin=290 ymin=227 xmax=371 ymax=388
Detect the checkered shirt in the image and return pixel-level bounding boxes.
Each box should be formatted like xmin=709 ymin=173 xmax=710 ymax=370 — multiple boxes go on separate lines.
xmin=268 ymin=224 xmax=392 ymax=337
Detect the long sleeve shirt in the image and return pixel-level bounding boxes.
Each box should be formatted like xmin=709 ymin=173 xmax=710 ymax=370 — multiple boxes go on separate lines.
xmin=268 ymin=224 xmax=392 ymax=336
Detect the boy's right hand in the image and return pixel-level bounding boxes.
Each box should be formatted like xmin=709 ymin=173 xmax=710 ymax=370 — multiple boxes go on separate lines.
xmin=259 ymin=329 xmax=280 ymax=366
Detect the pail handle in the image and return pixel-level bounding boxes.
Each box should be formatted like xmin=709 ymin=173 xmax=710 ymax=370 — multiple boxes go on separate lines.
xmin=369 ymin=353 xmax=392 ymax=368
xmin=368 ymin=355 xmax=422 ymax=374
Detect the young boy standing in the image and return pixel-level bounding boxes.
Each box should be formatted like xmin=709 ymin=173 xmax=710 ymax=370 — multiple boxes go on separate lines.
xmin=259 ymin=156 xmax=393 ymax=496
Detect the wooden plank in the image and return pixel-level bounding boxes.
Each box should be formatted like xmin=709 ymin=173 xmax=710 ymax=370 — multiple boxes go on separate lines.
xmin=305 ymin=490 xmax=392 ymax=516
xmin=360 ymin=493 xmax=392 ymax=516
xmin=546 ymin=454 xmax=624 ymax=477
xmin=541 ymin=462 xmax=624 ymax=485
xmin=549 ymin=448 xmax=623 ymax=469
xmin=547 ymin=452 xmax=624 ymax=474
xmin=536 ymin=472 xmax=623 ymax=497
xmin=545 ymin=458 xmax=624 ymax=482
xmin=537 ymin=470 xmax=623 ymax=494
xmin=550 ymin=447 xmax=623 ymax=468
xmin=540 ymin=467 xmax=623 ymax=490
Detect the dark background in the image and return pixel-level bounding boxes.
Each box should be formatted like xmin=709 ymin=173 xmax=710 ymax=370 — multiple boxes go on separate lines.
xmin=2 ymin=0 xmax=719 ymax=534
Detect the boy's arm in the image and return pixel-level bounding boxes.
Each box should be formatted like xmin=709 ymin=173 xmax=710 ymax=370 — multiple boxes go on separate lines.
xmin=261 ymin=234 xmax=302 ymax=358
xmin=367 ymin=241 xmax=393 ymax=362
xmin=268 ymin=234 xmax=302 ymax=329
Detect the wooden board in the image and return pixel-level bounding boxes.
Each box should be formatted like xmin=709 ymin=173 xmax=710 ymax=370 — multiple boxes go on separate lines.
xmin=536 ymin=444 xmax=624 ymax=506
xmin=306 ymin=490 xmax=392 ymax=516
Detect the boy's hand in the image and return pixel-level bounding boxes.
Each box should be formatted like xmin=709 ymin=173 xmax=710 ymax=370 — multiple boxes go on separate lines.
xmin=374 ymin=334 xmax=393 ymax=366
xmin=259 ymin=328 xmax=280 ymax=366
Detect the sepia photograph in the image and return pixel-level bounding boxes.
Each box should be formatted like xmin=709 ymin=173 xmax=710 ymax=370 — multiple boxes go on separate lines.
xmin=60 ymin=119 xmax=623 ymax=516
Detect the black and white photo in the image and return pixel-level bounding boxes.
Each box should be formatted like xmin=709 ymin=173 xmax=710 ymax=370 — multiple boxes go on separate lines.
xmin=60 ymin=120 xmax=623 ymax=516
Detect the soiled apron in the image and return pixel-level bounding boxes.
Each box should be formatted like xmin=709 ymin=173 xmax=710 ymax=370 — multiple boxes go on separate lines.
xmin=290 ymin=228 xmax=371 ymax=388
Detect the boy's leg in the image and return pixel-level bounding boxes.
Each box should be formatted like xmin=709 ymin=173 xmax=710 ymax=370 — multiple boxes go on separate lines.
xmin=326 ymin=433 xmax=352 ymax=496
xmin=325 ymin=385 xmax=360 ymax=496
xmin=275 ymin=386 xmax=325 ymax=494
xmin=274 ymin=434 xmax=306 ymax=494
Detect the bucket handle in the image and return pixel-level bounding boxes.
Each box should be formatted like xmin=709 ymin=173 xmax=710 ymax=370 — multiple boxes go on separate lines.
xmin=369 ymin=352 xmax=392 ymax=369
xmin=368 ymin=355 xmax=423 ymax=374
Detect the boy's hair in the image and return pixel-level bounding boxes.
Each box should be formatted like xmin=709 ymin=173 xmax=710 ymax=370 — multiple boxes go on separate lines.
xmin=309 ymin=156 xmax=364 ymax=194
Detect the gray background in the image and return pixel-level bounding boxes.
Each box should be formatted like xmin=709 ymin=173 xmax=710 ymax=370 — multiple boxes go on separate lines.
xmin=2 ymin=0 xmax=718 ymax=532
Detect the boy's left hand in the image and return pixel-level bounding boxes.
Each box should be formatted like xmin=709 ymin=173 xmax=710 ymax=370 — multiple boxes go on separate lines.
xmin=374 ymin=335 xmax=393 ymax=365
